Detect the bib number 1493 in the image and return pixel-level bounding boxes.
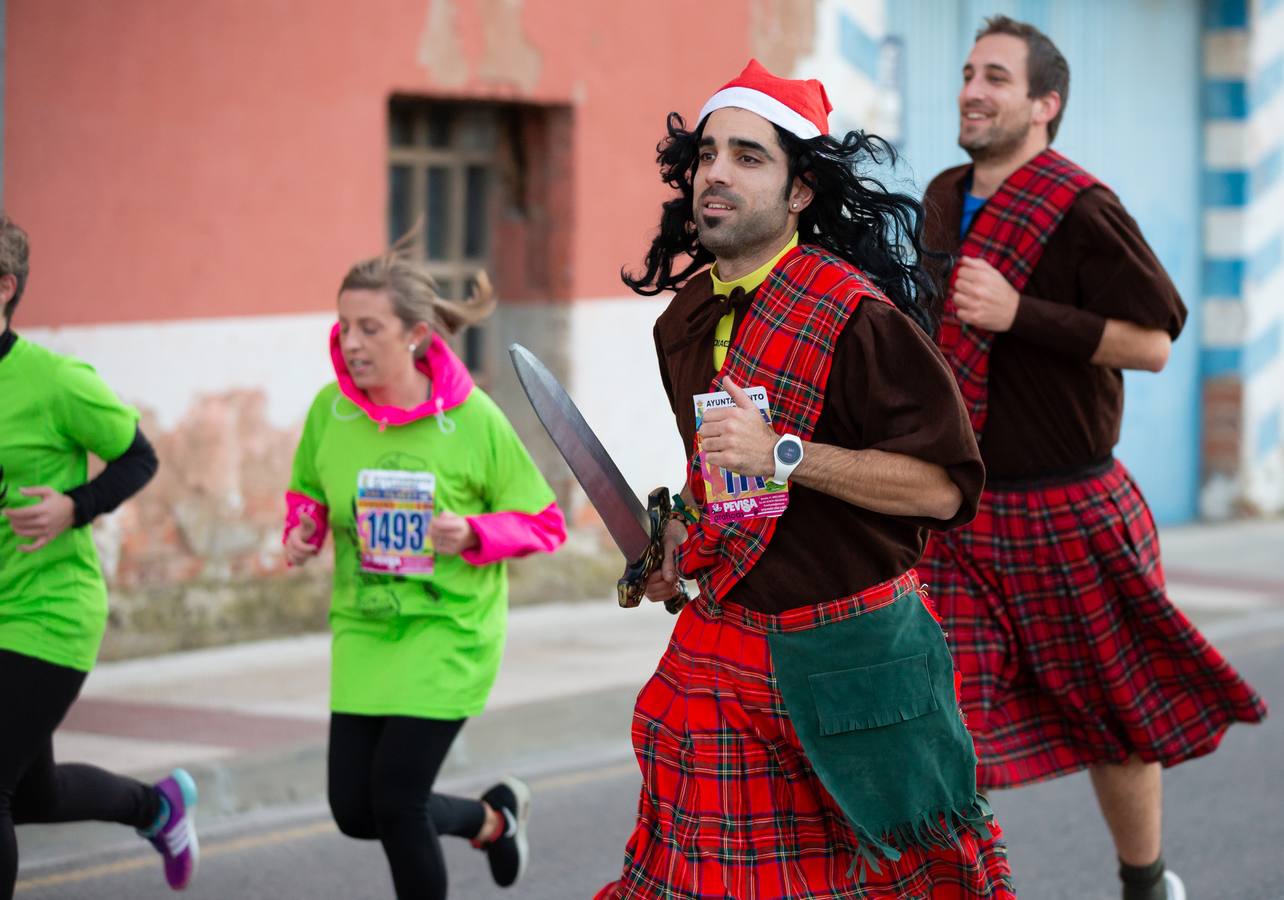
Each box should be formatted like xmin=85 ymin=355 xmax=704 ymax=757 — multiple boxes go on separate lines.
xmin=362 ymin=508 xmax=428 ymax=553
xmin=356 ymin=469 xmax=435 ymax=575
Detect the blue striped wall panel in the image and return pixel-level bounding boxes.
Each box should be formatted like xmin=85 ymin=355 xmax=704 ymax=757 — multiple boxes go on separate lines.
xmin=1204 ymin=79 xmax=1249 ymax=118
xmin=1205 ymin=0 xmax=1248 ymax=29
xmin=1202 ymin=319 xmax=1282 ymax=379
xmin=1202 ymin=257 xmax=1244 ymax=303
xmin=1204 ymin=169 xmax=1249 ymax=205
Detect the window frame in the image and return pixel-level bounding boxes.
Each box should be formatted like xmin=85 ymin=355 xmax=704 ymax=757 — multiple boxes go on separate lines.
xmin=387 ymin=99 xmax=504 ymax=377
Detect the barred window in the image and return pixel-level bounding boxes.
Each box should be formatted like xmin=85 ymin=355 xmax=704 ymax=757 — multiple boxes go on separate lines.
xmin=388 ymin=100 xmax=504 ymax=375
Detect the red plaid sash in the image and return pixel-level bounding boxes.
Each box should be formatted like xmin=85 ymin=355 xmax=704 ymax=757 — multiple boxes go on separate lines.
xmin=675 ymin=245 xmax=889 ymax=601
xmin=938 ymin=149 xmax=1099 ymax=438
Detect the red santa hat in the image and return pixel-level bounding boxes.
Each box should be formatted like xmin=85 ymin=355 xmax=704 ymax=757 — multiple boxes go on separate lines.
xmin=698 ymin=59 xmax=832 ymax=139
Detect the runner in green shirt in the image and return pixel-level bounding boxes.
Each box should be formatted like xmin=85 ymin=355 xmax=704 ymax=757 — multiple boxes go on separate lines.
xmin=283 ymin=240 xmax=566 ymax=899
xmin=0 ymin=214 xmax=199 ymax=897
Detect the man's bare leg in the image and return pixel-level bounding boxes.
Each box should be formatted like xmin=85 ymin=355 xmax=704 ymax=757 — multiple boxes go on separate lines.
xmin=1089 ymin=755 xmax=1162 ymax=864
xmin=1089 ymin=756 xmax=1181 ymax=898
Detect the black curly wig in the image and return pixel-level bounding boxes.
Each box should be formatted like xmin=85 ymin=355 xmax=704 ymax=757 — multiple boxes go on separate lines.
xmin=622 ymin=113 xmax=942 ymax=334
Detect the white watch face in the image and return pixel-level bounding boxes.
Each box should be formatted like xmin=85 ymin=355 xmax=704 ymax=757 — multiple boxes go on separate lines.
xmin=777 ymin=439 xmax=802 ymax=465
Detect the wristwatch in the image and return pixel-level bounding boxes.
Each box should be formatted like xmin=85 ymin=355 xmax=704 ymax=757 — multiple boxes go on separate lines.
xmin=771 ymin=434 xmax=804 ymax=485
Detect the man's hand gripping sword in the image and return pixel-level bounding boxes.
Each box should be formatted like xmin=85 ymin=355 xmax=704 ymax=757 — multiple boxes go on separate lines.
xmin=509 ymin=344 xmax=688 ymax=614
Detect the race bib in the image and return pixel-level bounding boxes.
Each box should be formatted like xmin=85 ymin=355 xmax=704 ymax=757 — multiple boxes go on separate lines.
xmin=356 ymin=469 xmax=435 ymax=575
xmin=692 ymin=386 xmax=789 ymax=524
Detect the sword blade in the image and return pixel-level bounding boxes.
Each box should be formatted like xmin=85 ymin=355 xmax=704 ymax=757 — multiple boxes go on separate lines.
xmin=509 ymin=343 xmax=652 ymax=562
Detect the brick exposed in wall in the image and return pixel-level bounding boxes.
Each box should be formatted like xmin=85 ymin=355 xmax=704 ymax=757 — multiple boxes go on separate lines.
xmin=110 ymin=391 xmax=298 ymax=589
xmin=87 ymin=367 xmax=618 ymax=659
xmin=1202 ymin=377 xmax=1243 ymax=477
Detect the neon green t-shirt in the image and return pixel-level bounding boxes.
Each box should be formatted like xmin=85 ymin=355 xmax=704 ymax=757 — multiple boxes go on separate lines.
xmin=0 ymin=336 xmax=139 ymax=671
xmin=289 ymin=383 xmax=556 ymax=719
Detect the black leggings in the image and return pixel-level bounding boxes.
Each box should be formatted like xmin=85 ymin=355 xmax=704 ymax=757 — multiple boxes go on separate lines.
xmin=327 ymin=713 xmax=487 ymax=900
xmin=0 ymin=649 xmax=159 ymax=900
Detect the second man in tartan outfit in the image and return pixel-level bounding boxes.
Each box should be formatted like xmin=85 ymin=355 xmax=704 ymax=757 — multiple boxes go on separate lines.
xmin=918 ymin=16 xmax=1268 ymax=900
xmin=595 ymin=60 xmax=1014 ymax=899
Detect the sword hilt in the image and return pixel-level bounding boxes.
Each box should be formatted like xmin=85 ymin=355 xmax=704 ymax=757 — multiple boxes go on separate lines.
xmin=617 ymin=487 xmax=688 ymax=615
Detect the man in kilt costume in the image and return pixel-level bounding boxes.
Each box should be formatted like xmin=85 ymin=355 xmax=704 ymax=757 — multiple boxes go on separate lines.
xmin=918 ymin=17 xmax=1268 ymax=900
xmin=595 ymin=60 xmax=1015 ymax=900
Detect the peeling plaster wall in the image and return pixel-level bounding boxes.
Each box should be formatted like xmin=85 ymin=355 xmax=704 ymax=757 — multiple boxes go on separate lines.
xmin=418 ymin=0 xmax=470 ymax=88
xmin=6 ymin=0 xmax=772 ymax=325
xmin=28 ymin=308 xmax=611 ymax=660
xmin=750 ymin=0 xmax=818 ymax=75
xmin=418 ymin=0 xmax=543 ymax=92
xmin=477 ymin=0 xmax=543 ymax=92
xmin=7 ymin=0 xmax=912 ymax=656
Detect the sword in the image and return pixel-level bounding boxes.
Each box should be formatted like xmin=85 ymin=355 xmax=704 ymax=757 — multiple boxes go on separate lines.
xmin=509 ymin=343 xmax=688 ymax=614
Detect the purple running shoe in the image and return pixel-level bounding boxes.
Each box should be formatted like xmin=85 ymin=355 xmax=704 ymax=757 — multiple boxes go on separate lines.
xmin=140 ymin=768 xmax=199 ymax=890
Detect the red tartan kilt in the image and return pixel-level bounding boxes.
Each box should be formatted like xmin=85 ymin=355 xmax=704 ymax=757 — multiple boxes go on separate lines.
xmin=596 ymin=578 xmax=1015 ymax=900
xmin=918 ymin=459 xmax=1268 ymax=789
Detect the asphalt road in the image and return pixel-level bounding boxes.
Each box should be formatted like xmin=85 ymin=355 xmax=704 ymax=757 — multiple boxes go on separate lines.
xmin=14 ymin=625 xmax=1283 ymax=900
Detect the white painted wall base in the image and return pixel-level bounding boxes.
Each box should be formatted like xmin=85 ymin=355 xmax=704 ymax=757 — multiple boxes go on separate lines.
xmin=570 ymin=296 xmax=688 ymax=503
xmin=24 ymin=300 xmax=687 ymax=518
xmin=25 ymin=313 xmax=336 ymax=430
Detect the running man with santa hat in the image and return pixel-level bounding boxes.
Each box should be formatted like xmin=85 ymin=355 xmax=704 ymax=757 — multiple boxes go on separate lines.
xmin=595 ymin=61 xmax=1015 ymax=899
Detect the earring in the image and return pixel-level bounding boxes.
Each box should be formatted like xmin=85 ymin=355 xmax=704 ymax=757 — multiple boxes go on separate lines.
xmin=791 ymin=202 xmax=798 ymax=210
xmin=408 ymin=343 xmax=416 ymax=353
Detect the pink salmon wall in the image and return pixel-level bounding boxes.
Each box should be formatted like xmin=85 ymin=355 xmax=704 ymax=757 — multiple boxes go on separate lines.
xmin=6 ymin=0 xmax=766 ymax=327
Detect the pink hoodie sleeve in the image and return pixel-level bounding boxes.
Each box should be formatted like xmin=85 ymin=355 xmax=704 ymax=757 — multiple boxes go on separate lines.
xmin=461 ymin=502 xmax=567 ymax=566
xmin=283 ymin=491 xmax=330 ymax=555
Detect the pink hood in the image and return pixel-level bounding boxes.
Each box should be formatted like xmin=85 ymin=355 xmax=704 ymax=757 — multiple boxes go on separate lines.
xmin=329 ymin=324 xmax=474 ymax=426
